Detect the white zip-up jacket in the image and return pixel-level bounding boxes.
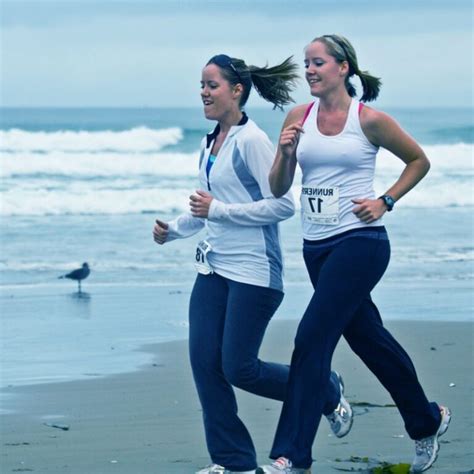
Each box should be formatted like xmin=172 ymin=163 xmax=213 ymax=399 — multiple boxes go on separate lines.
xmin=166 ymin=114 xmax=295 ymax=291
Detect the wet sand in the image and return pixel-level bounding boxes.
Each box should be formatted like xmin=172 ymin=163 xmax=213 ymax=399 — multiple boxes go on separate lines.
xmin=1 ymin=317 xmax=473 ymax=473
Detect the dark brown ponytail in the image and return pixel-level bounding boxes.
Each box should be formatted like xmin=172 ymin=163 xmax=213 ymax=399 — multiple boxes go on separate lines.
xmin=207 ymin=55 xmax=299 ymax=110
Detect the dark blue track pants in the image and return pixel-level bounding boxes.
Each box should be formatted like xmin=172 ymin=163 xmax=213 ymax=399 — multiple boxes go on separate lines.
xmin=270 ymin=229 xmax=441 ymax=469
xmin=189 ymin=273 xmax=341 ymax=471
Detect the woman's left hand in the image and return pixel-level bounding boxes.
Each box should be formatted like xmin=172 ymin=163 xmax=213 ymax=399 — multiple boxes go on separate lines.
xmin=190 ymin=190 xmax=213 ymax=218
xmin=351 ymin=198 xmax=387 ymax=223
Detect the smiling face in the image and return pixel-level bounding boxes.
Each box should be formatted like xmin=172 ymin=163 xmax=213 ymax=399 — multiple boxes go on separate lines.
xmin=200 ymin=64 xmax=241 ymax=122
xmin=304 ymin=40 xmax=349 ymax=98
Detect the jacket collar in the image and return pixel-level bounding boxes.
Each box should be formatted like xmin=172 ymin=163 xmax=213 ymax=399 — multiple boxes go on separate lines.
xmin=206 ymin=112 xmax=249 ymax=149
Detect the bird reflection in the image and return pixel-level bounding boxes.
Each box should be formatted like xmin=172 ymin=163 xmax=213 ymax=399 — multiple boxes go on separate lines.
xmin=69 ymin=290 xmax=92 ymax=319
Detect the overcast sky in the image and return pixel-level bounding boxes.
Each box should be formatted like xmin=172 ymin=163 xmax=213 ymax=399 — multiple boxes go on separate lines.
xmin=1 ymin=0 xmax=472 ymax=107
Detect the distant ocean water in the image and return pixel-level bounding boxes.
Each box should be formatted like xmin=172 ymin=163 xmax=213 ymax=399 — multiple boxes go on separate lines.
xmin=1 ymin=106 xmax=472 ymax=284
xmin=1 ymin=107 xmax=473 ymax=217
xmin=0 ymin=106 xmax=472 ymax=394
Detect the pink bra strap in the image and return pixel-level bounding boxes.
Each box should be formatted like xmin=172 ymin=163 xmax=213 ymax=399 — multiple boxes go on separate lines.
xmin=301 ymin=102 xmax=315 ymax=125
xmin=358 ymin=102 xmax=364 ymax=115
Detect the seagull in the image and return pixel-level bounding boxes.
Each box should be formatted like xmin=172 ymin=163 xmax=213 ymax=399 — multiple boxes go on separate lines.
xmin=58 ymin=262 xmax=90 ymax=293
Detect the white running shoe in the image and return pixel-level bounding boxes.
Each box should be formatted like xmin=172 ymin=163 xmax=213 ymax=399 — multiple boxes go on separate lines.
xmin=256 ymin=457 xmax=310 ymax=473
xmin=325 ymin=372 xmax=353 ymax=438
xmin=410 ymin=405 xmax=452 ymax=472
xmin=196 ymin=464 xmax=256 ymax=474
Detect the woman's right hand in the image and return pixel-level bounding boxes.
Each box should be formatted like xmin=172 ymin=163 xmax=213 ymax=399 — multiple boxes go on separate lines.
xmin=153 ymin=219 xmax=169 ymax=245
xmin=279 ymin=122 xmax=304 ymax=159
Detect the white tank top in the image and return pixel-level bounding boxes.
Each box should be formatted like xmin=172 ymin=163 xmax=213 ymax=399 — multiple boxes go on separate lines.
xmin=296 ymin=98 xmax=382 ymax=240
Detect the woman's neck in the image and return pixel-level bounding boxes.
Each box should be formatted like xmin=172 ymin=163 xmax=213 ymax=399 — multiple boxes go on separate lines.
xmin=218 ymin=109 xmax=243 ymax=134
xmin=317 ymin=89 xmax=352 ymax=113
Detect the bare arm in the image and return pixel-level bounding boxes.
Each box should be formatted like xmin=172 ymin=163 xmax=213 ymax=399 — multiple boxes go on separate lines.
xmin=351 ymin=107 xmax=431 ymax=223
xmin=362 ymin=107 xmax=430 ymax=201
xmin=269 ymin=105 xmax=308 ymax=198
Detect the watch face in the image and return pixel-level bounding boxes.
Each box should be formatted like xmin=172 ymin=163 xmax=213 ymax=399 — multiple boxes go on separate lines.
xmin=384 ymin=195 xmax=394 ymax=210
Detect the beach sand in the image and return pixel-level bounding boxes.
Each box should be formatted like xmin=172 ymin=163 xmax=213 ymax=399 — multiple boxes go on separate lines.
xmin=1 ymin=316 xmax=473 ymax=473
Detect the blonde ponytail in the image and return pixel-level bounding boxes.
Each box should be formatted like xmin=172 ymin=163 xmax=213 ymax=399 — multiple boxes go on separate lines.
xmin=312 ymin=34 xmax=382 ymax=102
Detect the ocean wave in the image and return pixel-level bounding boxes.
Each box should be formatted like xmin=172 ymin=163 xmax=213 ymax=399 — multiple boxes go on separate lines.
xmin=1 ymin=246 xmax=471 ymax=273
xmin=376 ymin=143 xmax=473 ymax=171
xmin=0 ymin=142 xmax=472 ymax=215
xmin=1 ymin=143 xmax=471 ymax=180
xmin=0 ymin=150 xmax=200 ymax=178
xmin=1 ymin=175 xmax=472 ymax=216
xmin=428 ymin=125 xmax=473 ymax=144
xmin=0 ymin=260 xmax=188 ymax=272
xmin=0 ymin=126 xmax=183 ymax=153
xmin=1 ymin=186 xmax=194 ymax=216
xmin=393 ymin=247 xmax=474 ymax=263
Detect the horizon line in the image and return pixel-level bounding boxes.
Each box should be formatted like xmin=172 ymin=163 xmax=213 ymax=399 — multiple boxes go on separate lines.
xmin=1 ymin=105 xmax=473 ymax=110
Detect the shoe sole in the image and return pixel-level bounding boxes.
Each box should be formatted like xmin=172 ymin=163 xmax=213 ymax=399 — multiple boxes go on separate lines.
xmin=256 ymin=467 xmax=311 ymax=473
xmin=410 ymin=406 xmax=452 ymax=473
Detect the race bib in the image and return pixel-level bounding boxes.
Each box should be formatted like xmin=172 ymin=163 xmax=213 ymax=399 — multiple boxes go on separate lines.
xmin=194 ymin=240 xmax=214 ymax=275
xmin=301 ymin=186 xmax=340 ymax=225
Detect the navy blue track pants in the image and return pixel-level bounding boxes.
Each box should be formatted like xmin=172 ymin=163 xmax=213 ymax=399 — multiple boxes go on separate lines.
xmin=269 ymin=227 xmax=441 ymax=469
xmin=189 ymin=273 xmax=341 ymax=471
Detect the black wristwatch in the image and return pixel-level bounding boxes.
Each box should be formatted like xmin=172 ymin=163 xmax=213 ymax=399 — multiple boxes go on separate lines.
xmin=378 ymin=194 xmax=395 ymax=212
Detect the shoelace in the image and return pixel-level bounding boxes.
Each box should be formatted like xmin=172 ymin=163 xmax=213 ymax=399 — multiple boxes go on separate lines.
xmin=415 ymin=437 xmax=434 ymax=455
xmin=335 ymin=402 xmax=348 ymax=417
xmin=327 ymin=403 xmax=345 ymax=423
xmin=203 ymin=464 xmax=225 ymax=473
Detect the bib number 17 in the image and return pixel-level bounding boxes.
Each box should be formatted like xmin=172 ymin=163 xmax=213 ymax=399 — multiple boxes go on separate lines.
xmin=301 ymin=186 xmax=340 ymax=225
xmin=307 ymin=197 xmax=324 ymax=214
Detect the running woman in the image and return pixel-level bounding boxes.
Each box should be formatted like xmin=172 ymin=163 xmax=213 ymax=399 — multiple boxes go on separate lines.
xmin=258 ymin=35 xmax=451 ymax=474
xmin=153 ymin=54 xmax=352 ymax=474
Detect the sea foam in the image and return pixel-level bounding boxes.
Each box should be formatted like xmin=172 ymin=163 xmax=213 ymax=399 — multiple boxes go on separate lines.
xmin=0 ymin=150 xmax=199 ymax=178
xmin=0 ymin=126 xmax=183 ymax=153
xmin=1 ymin=126 xmax=472 ymax=216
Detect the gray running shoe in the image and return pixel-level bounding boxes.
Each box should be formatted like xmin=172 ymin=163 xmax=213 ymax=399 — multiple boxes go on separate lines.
xmin=325 ymin=371 xmax=353 ymax=438
xmin=196 ymin=464 xmax=256 ymax=473
xmin=256 ymin=457 xmax=310 ymax=473
xmin=410 ymin=405 xmax=452 ymax=473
